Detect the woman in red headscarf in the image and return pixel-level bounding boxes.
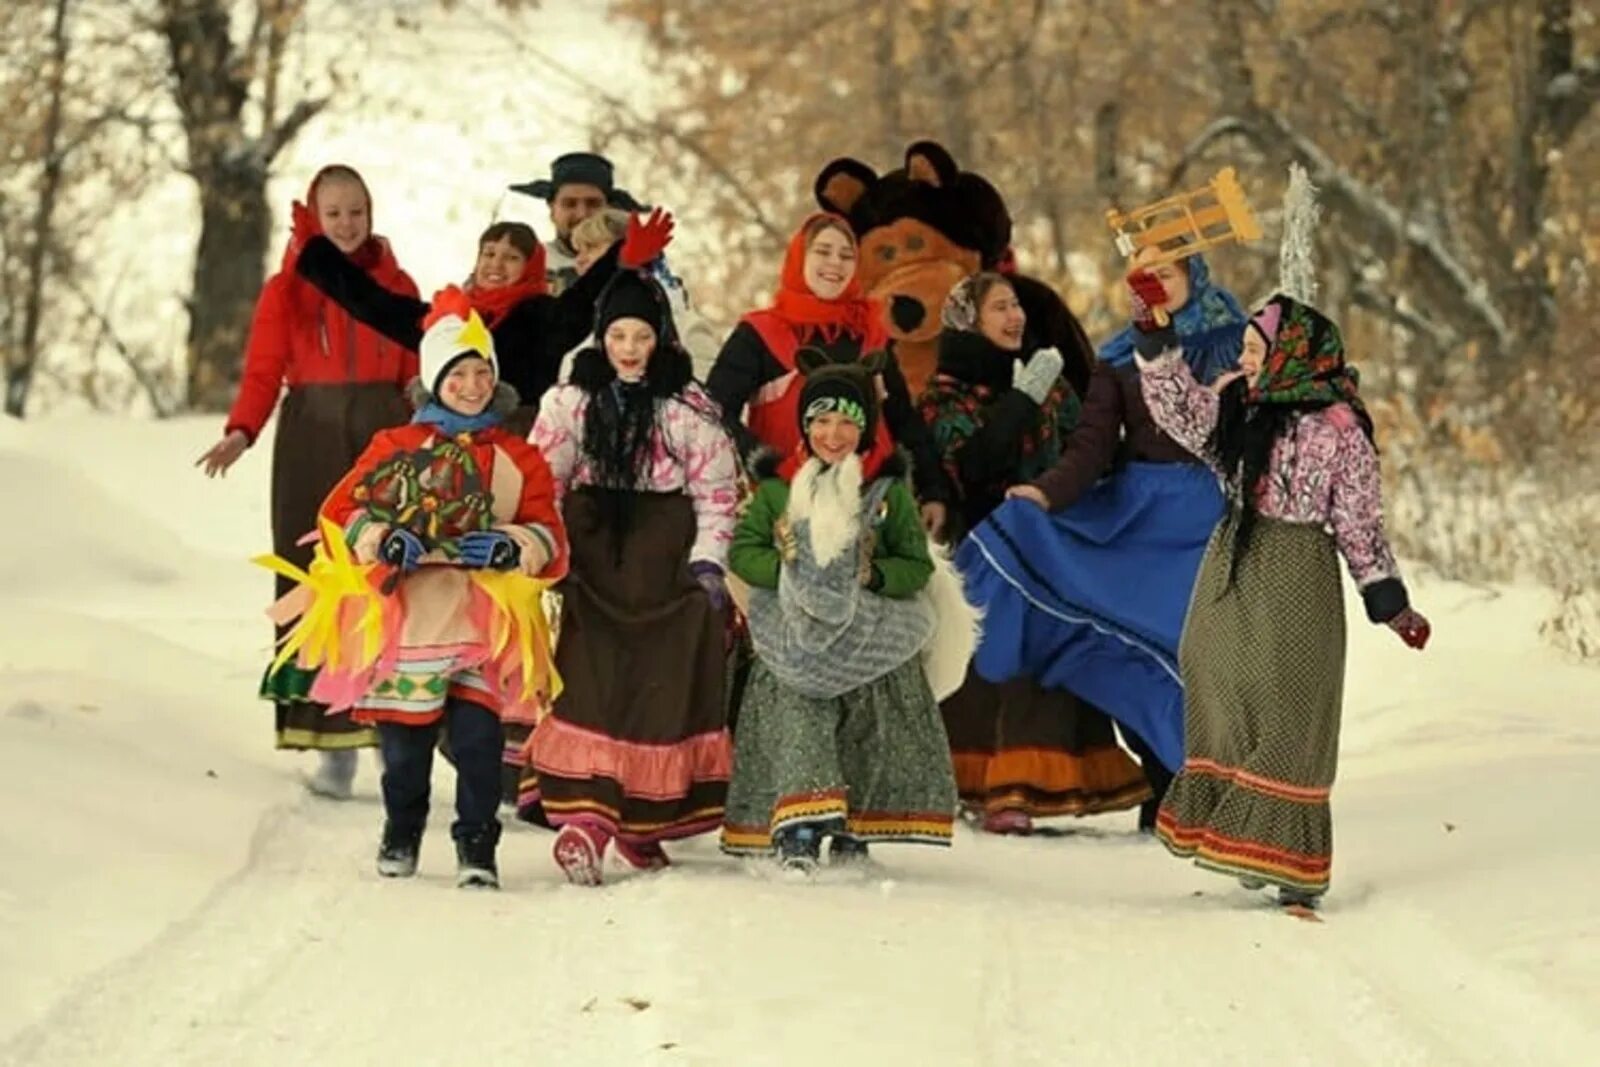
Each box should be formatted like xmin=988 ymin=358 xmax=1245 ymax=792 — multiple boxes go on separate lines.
xmin=707 ymin=212 xmax=950 ymax=529
xmin=196 ymin=164 xmax=419 ymax=796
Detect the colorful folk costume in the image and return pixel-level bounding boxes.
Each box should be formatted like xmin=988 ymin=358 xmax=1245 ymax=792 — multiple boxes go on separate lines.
xmin=954 ymin=254 xmax=1247 ymax=825
xmin=260 ymin=288 xmax=568 ymax=888
xmin=921 ymin=276 xmax=1150 ymax=830
xmin=1137 ymin=295 xmax=1425 ymax=908
xmin=521 ymin=269 xmax=740 ymax=885
xmin=231 ymin=166 xmax=420 ymax=762
xmin=722 ymin=349 xmax=970 ymax=871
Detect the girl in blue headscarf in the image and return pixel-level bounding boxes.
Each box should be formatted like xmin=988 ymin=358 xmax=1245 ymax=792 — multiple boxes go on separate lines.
xmin=954 ymin=251 xmax=1247 ymax=830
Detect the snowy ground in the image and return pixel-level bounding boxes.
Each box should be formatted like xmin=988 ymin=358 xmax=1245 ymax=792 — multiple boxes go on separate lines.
xmin=1 ymin=413 xmax=1597 ymax=1066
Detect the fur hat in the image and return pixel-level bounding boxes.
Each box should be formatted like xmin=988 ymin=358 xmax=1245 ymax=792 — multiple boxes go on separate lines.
xmin=509 ymin=151 xmax=648 ymax=212
xmin=419 ymin=286 xmax=497 ymax=396
xmin=796 ymin=347 xmax=885 ymax=453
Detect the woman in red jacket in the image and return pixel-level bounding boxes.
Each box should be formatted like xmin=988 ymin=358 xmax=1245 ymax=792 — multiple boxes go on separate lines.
xmin=196 ymin=164 xmax=419 ymax=798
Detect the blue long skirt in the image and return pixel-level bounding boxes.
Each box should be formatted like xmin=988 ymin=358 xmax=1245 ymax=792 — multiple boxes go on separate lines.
xmin=955 ymin=462 xmax=1225 ymax=772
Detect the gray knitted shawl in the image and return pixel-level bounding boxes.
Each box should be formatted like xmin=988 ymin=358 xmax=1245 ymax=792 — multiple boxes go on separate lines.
xmin=746 ymin=464 xmax=935 ymax=699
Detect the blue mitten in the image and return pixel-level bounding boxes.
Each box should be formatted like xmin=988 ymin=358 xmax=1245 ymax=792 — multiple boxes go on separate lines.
xmin=379 ymin=528 xmax=426 ymax=573
xmin=458 ymin=530 xmax=520 ymax=571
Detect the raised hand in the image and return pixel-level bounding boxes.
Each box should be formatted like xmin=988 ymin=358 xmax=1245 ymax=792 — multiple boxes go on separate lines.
xmin=619 ymin=207 xmax=675 ymax=269
xmin=1014 ymin=346 xmax=1065 ymax=404
xmin=288 ymin=199 xmax=320 ymax=261
xmin=1126 ymin=268 xmax=1169 ymax=332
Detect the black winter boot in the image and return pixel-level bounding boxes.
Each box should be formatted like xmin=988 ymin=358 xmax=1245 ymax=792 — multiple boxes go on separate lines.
xmin=455 ymin=824 xmax=501 ymax=889
xmin=376 ymin=822 xmax=422 ymax=878
xmin=774 ymin=825 xmax=821 ymax=874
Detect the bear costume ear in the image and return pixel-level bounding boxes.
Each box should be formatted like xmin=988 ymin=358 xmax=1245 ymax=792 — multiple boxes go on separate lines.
xmin=956 ymin=172 xmax=1014 ymax=268
xmin=795 ymin=345 xmax=836 ymax=376
xmin=860 ymin=349 xmax=889 ymax=376
xmin=814 ymin=158 xmax=878 ymax=218
xmin=904 ymin=140 xmax=960 ymax=188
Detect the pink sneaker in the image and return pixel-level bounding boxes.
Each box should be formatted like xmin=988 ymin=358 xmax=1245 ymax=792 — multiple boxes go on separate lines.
xmin=982 ymin=810 xmax=1034 ymax=835
xmin=614 ymin=838 xmax=671 ymax=872
xmin=553 ymin=823 xmax=608 ymax=886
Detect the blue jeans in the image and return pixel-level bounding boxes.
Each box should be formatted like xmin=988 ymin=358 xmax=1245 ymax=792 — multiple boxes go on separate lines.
xmin=377 ymin=697 xmax=503 ymax=841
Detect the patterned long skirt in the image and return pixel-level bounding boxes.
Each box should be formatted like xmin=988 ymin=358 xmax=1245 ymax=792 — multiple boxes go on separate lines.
xmin=1156 ymin=516 xmax=1346 ymax=897
xmin=722 ymin=657 xmax=958 ymax=854
xmin=261 ymin=382 xmax=410 ymax=750
xmin=521 ymin=488 xmax=732 ymax=845
xmin=942 ymin=670 xmax=1152 ymax=820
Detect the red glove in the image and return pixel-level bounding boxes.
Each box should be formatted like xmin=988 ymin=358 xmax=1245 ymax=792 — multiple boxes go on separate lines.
xmin=1126 ymin=268 xmax=1168 ymax=332
xmin=1388 ymin=608 xmax=1431 ymax=650
xmin=288 ymin=199 xmax=320 ymax=260
xmin=619 ymin=207 xmax=675 ymax=269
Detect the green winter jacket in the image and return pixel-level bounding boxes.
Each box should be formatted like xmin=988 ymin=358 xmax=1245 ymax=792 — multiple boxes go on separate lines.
xmin=730 ymin=458 xmax=933 ymax=599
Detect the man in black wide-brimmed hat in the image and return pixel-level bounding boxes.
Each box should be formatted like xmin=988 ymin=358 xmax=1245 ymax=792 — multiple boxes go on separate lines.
xmin=510 ymin=152 xmax=650 ymax=294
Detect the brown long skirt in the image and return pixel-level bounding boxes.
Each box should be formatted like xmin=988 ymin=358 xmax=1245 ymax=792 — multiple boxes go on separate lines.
xmin=942 ymin=670 xmax=1151 ymax=820
xmin=521 ymin=487 xmax=732 ymax=844
xmin=261 ymin=382 xmax=410 ymax=750
xmin=1156 ymin=517 xmax=1346 ymax=896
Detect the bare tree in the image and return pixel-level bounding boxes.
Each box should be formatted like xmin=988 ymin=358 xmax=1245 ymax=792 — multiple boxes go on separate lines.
xmin=156 ymin=0 xmax=328 ymax=411
xmin=5 ymin=0 xmax=71 ymax=416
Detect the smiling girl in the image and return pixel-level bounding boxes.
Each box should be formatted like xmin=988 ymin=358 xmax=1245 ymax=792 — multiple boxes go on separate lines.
xmin=1136 ymin=293 xmax=1430 ymax=909
xmin=522 ymin=268 xmax=740 ymax=885
xmin=198 ymin=165 xmax=419 ymax=796
xmin=722 ymin=350 xmax=959 ymax=872
xmin=922 ymin=273 xmax=1152 ymax=833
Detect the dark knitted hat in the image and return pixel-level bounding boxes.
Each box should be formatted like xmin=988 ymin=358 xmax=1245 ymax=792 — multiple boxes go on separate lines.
xmin=796 ymin=347 xmax=883 ymax=453
xmin=595 ymin=269 xmax=670 ymax=342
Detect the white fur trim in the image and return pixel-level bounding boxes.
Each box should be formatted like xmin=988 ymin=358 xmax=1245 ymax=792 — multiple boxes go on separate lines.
xmin=919 ymin=544 xmax=982 ymax=701
xmin=784 ymin=453 xmax=862 ymax=567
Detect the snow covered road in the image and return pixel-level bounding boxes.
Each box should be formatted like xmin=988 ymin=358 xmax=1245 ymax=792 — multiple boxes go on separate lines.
xmin=2 ymin=414 xmax=1596 ymax=1066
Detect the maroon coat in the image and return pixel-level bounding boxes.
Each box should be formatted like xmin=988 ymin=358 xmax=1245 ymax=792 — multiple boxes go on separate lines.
xmin=1031 ymin=360 xmax=1204 ymax=510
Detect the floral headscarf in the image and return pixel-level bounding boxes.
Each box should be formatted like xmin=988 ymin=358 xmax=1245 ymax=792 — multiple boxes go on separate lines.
xmin=1247 ymin=294 xmax=1369 ymax=435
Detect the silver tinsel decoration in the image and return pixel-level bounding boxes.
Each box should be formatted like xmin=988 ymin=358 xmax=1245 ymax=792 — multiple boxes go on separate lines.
xmin=1278 ymin=163 xmax=1321 ymax=304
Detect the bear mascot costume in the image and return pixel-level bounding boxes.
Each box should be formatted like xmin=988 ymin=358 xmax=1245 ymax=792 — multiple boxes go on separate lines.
xmin=813 ymin=140 xmax=1095 ymax=398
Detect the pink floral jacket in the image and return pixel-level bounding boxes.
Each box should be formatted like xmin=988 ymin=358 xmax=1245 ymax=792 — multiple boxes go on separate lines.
xmin=530 ymin=382 xmax=740 ymax=567
xmin=1137 ymin=352 xmax=1402 ymax=593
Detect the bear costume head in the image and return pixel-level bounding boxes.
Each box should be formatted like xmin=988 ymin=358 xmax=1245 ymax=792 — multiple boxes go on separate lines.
xmin=813 ymin=140 xmax=1093 ymax=399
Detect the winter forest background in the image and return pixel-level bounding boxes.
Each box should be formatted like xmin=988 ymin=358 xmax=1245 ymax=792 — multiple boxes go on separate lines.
xmin=2 ymin=0 xmax=1597 ymax=655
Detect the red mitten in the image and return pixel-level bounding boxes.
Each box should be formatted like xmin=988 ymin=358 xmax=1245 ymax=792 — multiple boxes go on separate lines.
xmin=1389 ymin=608 xmax=1432 ymax=650
xmin=288 ymin=200 xmax=320 ymax=260
xmin=619 ymin=207 xmax=675 ymax=268
xmin=1126 ymin=268 xmax=1168 ymax=331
